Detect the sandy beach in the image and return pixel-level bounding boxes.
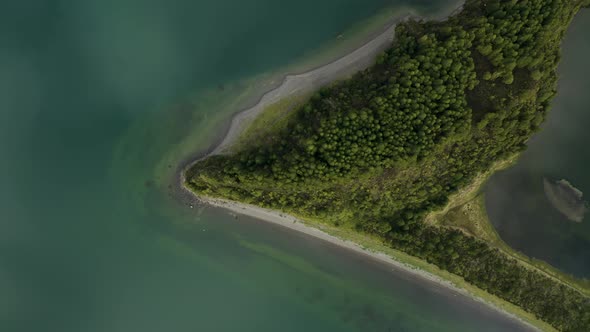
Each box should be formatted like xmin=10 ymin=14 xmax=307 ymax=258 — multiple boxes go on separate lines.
xmin=210 ymin=20 xmax=399 ymax=155
xmin=178 ymin=3 xmax=543 ymax=331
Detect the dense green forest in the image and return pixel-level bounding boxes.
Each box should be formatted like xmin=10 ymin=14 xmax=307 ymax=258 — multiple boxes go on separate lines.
xmin=186 ymin=1 xmax=590 ymax=330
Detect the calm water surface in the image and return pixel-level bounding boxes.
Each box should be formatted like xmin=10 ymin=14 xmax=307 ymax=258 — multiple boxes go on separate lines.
xmin=1 ymin=1 xmax=532 ymax=331
xmin=485 ymin=9 xmax=590 ymax=278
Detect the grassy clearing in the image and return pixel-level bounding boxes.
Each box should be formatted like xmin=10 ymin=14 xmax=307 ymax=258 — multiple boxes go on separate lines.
xmin=425 ymin=153 xmax=520 ymax=225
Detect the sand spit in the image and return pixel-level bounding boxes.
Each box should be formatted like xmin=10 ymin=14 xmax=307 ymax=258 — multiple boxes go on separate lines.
xmin=179 ymin=2 xmax=542 ymax=331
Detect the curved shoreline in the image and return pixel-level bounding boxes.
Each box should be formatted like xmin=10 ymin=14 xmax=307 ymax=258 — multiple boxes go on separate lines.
xmin=189 ymin=196 xmax=539 ymax=331
xmin=209 ymin=20 xmax=399 ymax=156
xmin=177 ymin=3 xmax=544 ymax=332
xmin=178 ymin=16 xmax=402 ymax=171
xmin=177 ymin=3 xmax=465 ymax=173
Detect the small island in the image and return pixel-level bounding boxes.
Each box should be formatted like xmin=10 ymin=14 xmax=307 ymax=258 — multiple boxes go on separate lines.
xmin=183 ymin=1 xmax=590 ymax=331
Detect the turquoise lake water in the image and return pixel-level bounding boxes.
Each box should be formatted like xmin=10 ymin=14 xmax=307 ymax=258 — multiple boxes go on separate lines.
xmin=485 ymin=9 xmax=590 ymax=278
xmin=0 ymin=1 xmax=532 ymax=331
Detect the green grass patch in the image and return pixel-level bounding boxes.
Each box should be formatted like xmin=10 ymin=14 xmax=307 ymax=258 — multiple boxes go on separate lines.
xmin=231 ymin=93 xmax=311 ymax=153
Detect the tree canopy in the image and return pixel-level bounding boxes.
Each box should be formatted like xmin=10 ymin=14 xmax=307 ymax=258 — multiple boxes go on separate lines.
xmin=186 ymin=1 xmax=590 ymax=331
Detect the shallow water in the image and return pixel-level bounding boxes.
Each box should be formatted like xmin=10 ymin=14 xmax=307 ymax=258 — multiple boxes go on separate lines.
xmin=485 ymin=9 xmax=590 ymax=278
xmin=1 ymin=1 xmax=531 ymax=331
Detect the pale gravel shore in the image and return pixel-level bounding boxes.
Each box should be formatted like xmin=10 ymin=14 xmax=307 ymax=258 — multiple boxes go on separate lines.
xmin=178 ymin=2 xmax=542 ymax=331
xmin=179 ymin=3 xmax=466 ymax=171
xmin=208 ymin=2 xmax=466 ymax=156
xmin=190 ymin=195 xmax=539 ymax=332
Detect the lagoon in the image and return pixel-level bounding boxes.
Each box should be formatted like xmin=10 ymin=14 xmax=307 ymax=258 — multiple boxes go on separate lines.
xmin=485 ymin=9 xmax=590 ymax=278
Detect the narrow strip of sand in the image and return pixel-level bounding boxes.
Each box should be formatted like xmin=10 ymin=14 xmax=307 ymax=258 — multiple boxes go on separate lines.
xmin=179 ymin=3 xmax=540 ymax=331
xmin=180 ymin=3 xmax=465 ymax=167
xmin=189 ymin=195 xmax=538 ymax=332
xmin=210 ymin=20 xmax=399 ymax=155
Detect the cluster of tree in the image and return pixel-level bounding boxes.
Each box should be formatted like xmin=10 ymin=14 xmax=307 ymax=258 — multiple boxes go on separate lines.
xmin=462 ymin=0 xmax=577 ymax=85
xmin=388 ymin=220 xmax=590 ymax=332
xmin=186 ymin=1 xmax=590 ymax=330
xmin=210 ymin=23 xmax=479 ymax=183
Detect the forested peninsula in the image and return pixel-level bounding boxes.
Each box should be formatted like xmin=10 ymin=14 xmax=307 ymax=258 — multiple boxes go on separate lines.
xmin=185 ymin=1 xmax=590 ymax=331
